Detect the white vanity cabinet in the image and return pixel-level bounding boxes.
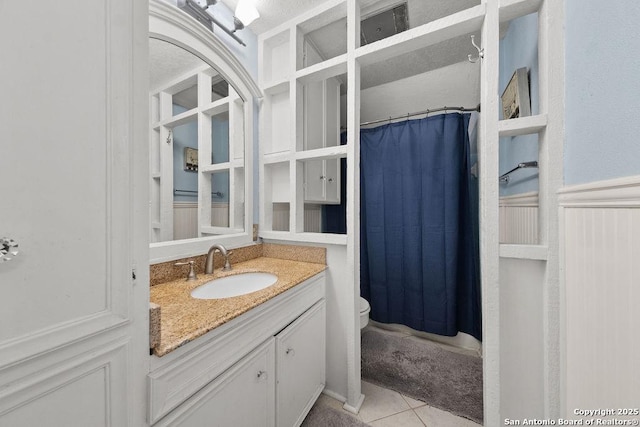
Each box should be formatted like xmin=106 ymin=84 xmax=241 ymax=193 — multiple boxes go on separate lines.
xmin=149 ymin=272 xmax=326 ymax=426
xmin=276 ymin=301 xmax=326 ymax=427
xmin=155 ymin=339 xmax=276 ymax=427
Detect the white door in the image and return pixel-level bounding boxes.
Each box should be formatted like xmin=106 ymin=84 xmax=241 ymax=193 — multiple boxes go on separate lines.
xmin=0 ymin=2 xmax=148 ymax=426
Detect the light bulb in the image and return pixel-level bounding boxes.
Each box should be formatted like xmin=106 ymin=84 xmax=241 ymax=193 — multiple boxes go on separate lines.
xmin=235 ymin=0 xmax=259 ymax=27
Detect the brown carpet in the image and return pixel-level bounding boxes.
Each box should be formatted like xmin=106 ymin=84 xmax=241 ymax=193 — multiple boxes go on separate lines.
xmin=361 ymin=328 xmax=483 ymax=424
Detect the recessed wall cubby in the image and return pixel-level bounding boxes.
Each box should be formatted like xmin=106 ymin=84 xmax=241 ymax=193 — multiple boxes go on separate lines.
xmin=262 ymin=30 xmax=290 ymax=85
xmin=296 ymin=2 xmax=348 ymax=71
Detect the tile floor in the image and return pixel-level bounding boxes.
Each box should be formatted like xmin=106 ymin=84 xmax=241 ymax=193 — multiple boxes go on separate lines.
xmin=318 ymin=381 xmax=482 ymax=426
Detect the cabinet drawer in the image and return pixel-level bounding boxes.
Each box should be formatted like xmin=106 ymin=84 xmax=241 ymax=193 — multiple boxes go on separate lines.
xmin=156 ymin=339 xmax=275 ymax=427
xmin=276 ymin=300 xmax=326 ymax=427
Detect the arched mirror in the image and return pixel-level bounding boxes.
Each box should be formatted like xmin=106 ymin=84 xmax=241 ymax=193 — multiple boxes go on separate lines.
xmin=149 ymin=1 xmax=260 ymax=263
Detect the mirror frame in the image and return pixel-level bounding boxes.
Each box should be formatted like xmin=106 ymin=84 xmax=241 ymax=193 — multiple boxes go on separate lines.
xmin=149 ymin=0 xmax=261 ymax=263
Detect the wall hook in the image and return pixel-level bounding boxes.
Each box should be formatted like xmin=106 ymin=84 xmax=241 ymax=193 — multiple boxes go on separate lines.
xmin=468 ymin=35 xmax=484 ymax=63
xmin=1 ymin=237 xmax=19 ymax=262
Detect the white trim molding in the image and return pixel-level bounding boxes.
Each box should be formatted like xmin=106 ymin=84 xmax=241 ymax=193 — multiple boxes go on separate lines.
xmin=559 ymin=174 xmax=640 ymax=207
xmin=499 ymin=190 xmax=539 ymax=207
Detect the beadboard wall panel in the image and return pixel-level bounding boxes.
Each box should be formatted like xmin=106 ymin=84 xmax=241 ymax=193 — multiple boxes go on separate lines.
xmin=173 ymin=202 xmax=230 ymax=239
xmin=560 ymin=176 xmax=640 ymax=417
xmin=499 ymin=191 xmax=539 ymax=244
xmin=271 ymin=203 xmax=321 ymax=232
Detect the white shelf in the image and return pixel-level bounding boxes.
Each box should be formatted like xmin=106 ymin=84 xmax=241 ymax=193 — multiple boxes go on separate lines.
xmin=355 ymin=4 xmax=485 ymax=66
xmin=295 ymin=145 xmax=347 ymax=161
xmin=202 ymin=97 xmax=231 ymax=116
xmin=260 ymin=231 xmax=347 ymax=246
xmin=499 ymin=0 xmax=542 ymax=23
xmin=296 ymin=54 xmax=348 ymax=84
xmin=160 ymin=108 xmax=198 ymax=128
xmin=200 ymin=226 xmax=244 ymax=236
xmin=263 ymin=79 xmax=289 ymax=96
xmin=200 ymin=162 xmax=231 ymax=173
xmin=499 ymin=244 xmax=548 ymax=260
xmin=263 ymin=151 xmax=292 ymax=165
xmin=498 ymin=114 xmax=547 ymax=137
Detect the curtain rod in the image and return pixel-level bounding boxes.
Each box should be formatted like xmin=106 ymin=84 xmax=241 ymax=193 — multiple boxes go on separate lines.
xmin=359 ymin=104 xmax=481 ymax=128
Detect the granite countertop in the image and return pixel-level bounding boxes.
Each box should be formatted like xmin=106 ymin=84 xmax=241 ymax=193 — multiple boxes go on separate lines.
xmin=150 ymin=257 xmax=326 ymax=356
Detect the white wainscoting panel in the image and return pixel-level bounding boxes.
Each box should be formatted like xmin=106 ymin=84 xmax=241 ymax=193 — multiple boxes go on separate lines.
xmin=0 ymin=340 xmax=129 ymax=426
xmin=500 ymin=191 xmax=539 ymax=244
xmin=174 ymin=202 xmax=198 ymax=241
xmin=212 ymin=202 xmax=230 ymax=228
xmin=271 ymin=203 xmax=322 ymax=232
xmin=304 ymin=204 xmax=322 ymax=233
xmin=272 ymin=203 xmax=290 ymax=231
xmin=499 ymin=258 xmax=546 ymax=420
xmin=173 ymin=202 xmax=229 ymax=239
xmin=560 ymin=176 xmax=640 ymax=417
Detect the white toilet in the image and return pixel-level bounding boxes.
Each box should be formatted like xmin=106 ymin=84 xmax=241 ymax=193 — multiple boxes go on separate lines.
xmin=359 ymin=297 xmax=371 ymax=329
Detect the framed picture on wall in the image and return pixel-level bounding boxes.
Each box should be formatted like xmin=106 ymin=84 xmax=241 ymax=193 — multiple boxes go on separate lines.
xmin=183 ymin=147 xmax=198 ymax=172
xmin=501 ymin=67 xmax=531 ymax=119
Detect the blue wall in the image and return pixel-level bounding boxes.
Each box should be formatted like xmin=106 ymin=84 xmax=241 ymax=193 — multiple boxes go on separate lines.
xmin=172 ymin=105 xmax=230 ymax=203
xmin=172 ymin=105 xmax=199 ymax=202
xmin=499 ymin=13 xmax=539 ymax=197
xmin=211 ymin=115 xmax=230 ymax=203
xmin=564 ymin=0 xmax=640 ymax=185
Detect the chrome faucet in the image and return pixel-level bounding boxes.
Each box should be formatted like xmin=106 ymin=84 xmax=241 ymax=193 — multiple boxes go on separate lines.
xmin=204 ymin=244 xmax=232 ymax=274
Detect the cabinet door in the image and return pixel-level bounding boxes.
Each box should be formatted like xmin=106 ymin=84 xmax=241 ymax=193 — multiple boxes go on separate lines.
xmin=303 ymin=77 xmax=341 ymax=205
xmin=304 ymin=80 xmax=325 ymax=151
xmin=304 ymin=158 xmax=325 ymax=203
xmin=0 ymin=1 xmax=148 ymax=426
xmin=276 ymin=301 xmax=326 ymax=427
xmin=156 ymin=339 xmax=275 ymax=427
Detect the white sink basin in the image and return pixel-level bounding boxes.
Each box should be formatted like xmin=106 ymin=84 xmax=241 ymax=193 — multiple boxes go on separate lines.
xmin=190 ymin=272 xmax=278 ymax=299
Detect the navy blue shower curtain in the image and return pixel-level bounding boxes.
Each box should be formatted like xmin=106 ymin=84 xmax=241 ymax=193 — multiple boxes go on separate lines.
xmin=360 ymin=113 xmax=481 ymax=340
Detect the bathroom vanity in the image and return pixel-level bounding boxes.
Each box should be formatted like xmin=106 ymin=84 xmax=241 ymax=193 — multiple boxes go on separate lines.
xmin=148 ymin=257 xmax=326 ymax=426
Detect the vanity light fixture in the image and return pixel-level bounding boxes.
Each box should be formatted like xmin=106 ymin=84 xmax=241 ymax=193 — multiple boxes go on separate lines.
xmin=177 ymin=0 xmax=258 ymax=47
xmin=233 ymin=0 xmax=260 ymax=32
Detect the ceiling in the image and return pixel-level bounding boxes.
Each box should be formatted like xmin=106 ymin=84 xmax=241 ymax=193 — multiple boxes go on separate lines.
xmin=220 ymin=0 xmax=486 ymax=90
xmin=149 ymin=38 xmax=228 ymax=108
xmin=149 ymin=38 xmax=206 ymax=91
